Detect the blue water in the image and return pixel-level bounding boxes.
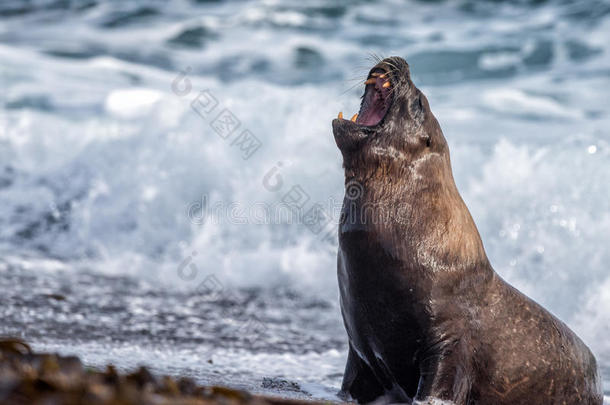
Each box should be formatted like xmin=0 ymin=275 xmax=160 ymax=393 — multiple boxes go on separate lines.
xmin=0 ymin=0 xmax=608 ymax=401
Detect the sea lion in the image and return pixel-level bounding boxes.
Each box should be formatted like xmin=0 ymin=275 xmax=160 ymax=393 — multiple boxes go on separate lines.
xmin=332 ymin=56 xmax=603 ymax=405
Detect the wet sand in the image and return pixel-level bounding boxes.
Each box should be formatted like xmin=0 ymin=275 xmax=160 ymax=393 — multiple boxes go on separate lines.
xmin=0 ymin=338 xmax=341 ymax=405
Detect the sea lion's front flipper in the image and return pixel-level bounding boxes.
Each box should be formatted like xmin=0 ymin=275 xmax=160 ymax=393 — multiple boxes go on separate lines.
xmin=339 ymin=345 xmax=385 ymax=403
xmin=415 ymin=339 xmax=473 ymax=404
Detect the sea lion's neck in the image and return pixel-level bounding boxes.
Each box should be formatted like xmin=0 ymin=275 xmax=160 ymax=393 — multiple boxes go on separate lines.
xmin=342 ymin=154 xmax=491 ymax=275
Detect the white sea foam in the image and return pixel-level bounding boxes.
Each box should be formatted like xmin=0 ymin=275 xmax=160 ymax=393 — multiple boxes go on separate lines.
xmin=105 ymin=88 xmax=163 ymax=118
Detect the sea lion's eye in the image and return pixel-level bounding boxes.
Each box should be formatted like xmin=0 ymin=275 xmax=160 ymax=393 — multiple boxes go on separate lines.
xmin=426 ymin=138 xmax=431 ymax=148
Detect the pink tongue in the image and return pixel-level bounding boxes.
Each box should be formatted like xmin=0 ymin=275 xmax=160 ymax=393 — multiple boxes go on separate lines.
xmin=356 ymin=78 xmax=389 ymax=126
xmin=356 ymin=77 xmax=390 ymax=126
xmin=358 ymin=108 xmax=385 ymax=126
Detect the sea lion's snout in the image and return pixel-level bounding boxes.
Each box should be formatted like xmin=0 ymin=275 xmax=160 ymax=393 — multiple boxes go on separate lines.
xmin=333 ymin=61 xmax=397 ymax=152
xmin=335 ymin=63 xmax=394 ymax=129
xmin=332 ymin=118 xmax=369 ymax=151
xmin=333 ymin=57 xmax=420 ymax=155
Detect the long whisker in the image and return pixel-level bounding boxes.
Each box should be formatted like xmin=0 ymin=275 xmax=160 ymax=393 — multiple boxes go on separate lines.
xmin=340 ymin=80 xmax=365 ymax=96
xmin=367 ymin=52 xmax=384 ymax=64
xmin=381 ymin=60 xmax=400 ymax=73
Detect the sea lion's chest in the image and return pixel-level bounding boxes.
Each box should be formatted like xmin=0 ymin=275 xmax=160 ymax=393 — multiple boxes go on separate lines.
xmin=337 ymin=214 xmax=431 ymax=363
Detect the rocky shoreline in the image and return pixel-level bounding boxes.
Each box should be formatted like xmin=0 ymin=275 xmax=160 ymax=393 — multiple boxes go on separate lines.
xmin=0 ymin=338 xmax=339 ymax=405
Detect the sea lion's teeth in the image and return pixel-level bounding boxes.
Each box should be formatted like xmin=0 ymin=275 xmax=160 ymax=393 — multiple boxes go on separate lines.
xmin=382 ymin=81 xmax=391 ymax=88
xmin=338 ymin=112 xmax=343 ymax=119
xmin=351 ymin=113 xmax=358 ymax=122
xmin=364 ymin=78 xmax=376 ymax=85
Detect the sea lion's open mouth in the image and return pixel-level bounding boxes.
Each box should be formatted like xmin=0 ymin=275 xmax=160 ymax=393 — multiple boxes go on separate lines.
xmin=332 ymin=64 xmax=395 ymax=151
xmin=338 ymin=67 xmax=393 ymax=127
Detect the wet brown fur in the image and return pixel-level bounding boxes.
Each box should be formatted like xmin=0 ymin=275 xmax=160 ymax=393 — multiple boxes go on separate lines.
xmin=332 ymin=57 xmax=603 ymax=405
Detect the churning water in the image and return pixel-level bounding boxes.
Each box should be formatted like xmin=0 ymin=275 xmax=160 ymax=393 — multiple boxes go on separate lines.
xmin=0 ymin=0 xmax=608 ymax=401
